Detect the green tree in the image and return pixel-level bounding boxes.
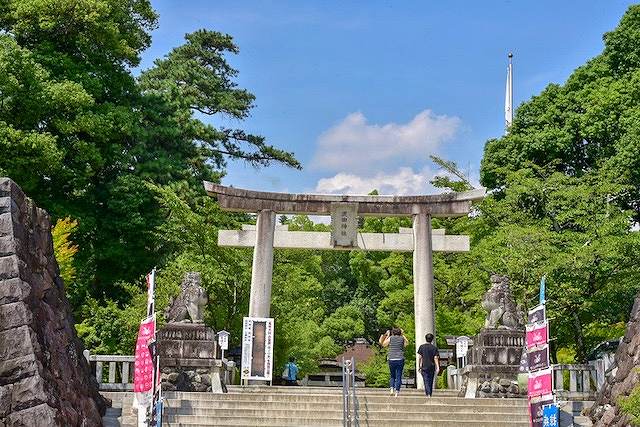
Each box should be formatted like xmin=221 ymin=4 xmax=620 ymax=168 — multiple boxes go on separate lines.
xmin=477 ymin=5 xmax=640 ymax=360
xmin=322 ymin=305 xmax=365 ymax=344
xmin=139 ymin=30 xmax=301 ymax=170
xmin=0 ymin=0 xmax=300 ymax=306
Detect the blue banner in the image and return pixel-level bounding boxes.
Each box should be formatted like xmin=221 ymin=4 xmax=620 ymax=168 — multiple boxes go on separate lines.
xmin=542 ymin=404 xmax=559 ymax=427
xmin=154 ymin=400 xmax=163 ymax=427
xmin=539 ymin=275 xmax=546 ymax=304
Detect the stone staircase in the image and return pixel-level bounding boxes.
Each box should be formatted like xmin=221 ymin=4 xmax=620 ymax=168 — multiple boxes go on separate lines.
xmin=103 ymin=386 xmax=531 ymax=426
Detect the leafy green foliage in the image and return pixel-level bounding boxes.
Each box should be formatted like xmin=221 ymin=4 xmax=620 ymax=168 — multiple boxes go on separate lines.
xmin=618 ymin=373 xmax=640 ymax=425
xmin=322 ymin=305 xmax=365 ymax=344
xmin=52 ymin=217 xmax=80 ymax=304
xmin=360 ymin=352 xmax=390 ymax=387
xmin=0 ymin=0 xmax=300 ymax=310
xmin=76 ymin=285 xmax=147 ymax=355
xmin=139 ymin=29 xmax=301 ymax=171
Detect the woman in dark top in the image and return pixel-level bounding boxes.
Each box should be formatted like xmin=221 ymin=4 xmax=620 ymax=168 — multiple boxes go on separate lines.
xmin=379 ymin=328 xmax=409 ymax=397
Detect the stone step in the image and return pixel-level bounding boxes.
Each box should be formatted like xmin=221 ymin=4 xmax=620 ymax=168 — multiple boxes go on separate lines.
xmin=164 ymin=392 xmax=528 ymax=405
xmin=101 ymin=389 xmax=459 ymax=400
xmin=101 ymin=389 xmax=530 ymax=427
xmin=226 ymin=385 xmax=460 ymax=395
xmin=114 ymin=410 xmax=529 ymax=427
xmin=159 ymin=416 xmax=530 ymax=427
xmin=161 ymin=408 xmax=530 ymax=421
xmin=160 ymin=399 xmax=530 ymax=412
xmin=105 ymin=393 xmax=529 ymax=427
xmin=108 ymin=395 xmax=528 ymax=410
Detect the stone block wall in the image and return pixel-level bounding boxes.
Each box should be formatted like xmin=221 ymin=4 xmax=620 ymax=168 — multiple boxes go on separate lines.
xmin=0 ymin=178 xmax=106 ymax=427
xmin=589 ymin=291 xmax=640 ymax=426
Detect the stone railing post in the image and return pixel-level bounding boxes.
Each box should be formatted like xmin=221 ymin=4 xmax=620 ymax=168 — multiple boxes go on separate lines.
xmin=569 ymin=369 xmax=577 ymax=393
xmin=554 ymin=366 xmax=564 ymax=392
xmin=447 ymin=365 xmax=457 ymax=390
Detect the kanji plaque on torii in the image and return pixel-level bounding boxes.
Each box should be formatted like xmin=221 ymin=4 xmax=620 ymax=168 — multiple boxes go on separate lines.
xmin=330 ymin=202 xmax=358 ymax=248
xmin=204 ymin=181 xmax=486 ymax=389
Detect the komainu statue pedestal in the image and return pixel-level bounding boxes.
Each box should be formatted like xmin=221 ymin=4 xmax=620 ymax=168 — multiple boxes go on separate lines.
xmin=158 ymin=272 xmax=223 ymax=393
xmin=158 ymin=323 xmax=223 ymax=393
xmin=459 ymin=274 xmax=526 ymax=398
xmin=459 ymin=329 xmax=526 ymax=398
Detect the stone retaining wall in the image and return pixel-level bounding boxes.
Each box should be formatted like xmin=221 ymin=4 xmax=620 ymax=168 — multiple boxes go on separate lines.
xmin=589 ymin=291 xmax=640 ymax=426
xmin=0 ymin=178 xmax=106 ymax=427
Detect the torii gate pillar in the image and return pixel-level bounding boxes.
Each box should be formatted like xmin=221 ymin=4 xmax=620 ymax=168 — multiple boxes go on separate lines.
xmin=249 ymin=210 xmax=276 ymax=317
xmin=413 ymin=212 xmax=434 ymax=390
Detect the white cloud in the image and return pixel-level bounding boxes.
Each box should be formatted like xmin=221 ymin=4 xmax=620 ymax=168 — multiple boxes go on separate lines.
xmin=314 ymin=166 xmax=440 ymax=196
xmin=311 ymin=110 xmax=461 ymax=173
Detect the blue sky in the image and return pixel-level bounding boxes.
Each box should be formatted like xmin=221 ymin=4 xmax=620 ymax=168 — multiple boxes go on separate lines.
xmin=141 ymin=1 xmax=636 ymax=195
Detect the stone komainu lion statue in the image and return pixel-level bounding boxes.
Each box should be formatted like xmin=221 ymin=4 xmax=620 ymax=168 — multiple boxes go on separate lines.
xmin=482 ymin=274 xmax=524 ymax=330
xmin=164 ymin=272 xmax=208 ymax=323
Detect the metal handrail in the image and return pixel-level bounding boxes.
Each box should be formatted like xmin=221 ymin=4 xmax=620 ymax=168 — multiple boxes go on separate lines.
xmin=342 ymin=357 xmax=349 ymax=427
xmin=342 ymin=357 xmax=359 ymax=427
xmin=350 ymin=356 xmax=359 ymax=427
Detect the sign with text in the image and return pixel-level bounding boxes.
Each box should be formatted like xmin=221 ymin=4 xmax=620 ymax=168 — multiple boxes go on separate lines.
xmin=455 ymin=336 xmax=470 ymax=358
xmin=528 ymin=367 xmax=553 ymax=397
xmin=529 ymin=394 xmax=554 ymax=427
xmin=330 ymin=203 xmax=359 ymax=248
xmin=527 ymin=345 xmax=550 ymax=372
xmin=527 ymin=304 xmax=546 ymax=324
xmin=526 ymin=321 xmax=549 ymax=349
xmin=542 ymin=404 xmax=560 ymax=427
xmin=218 ymin=330 xmax=229 ymax=351
xmin=241 ymin=317 xmax=274 ymax=381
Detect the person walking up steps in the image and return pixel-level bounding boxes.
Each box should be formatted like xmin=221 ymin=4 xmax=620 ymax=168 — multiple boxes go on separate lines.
xmin=379 ymin=328 xmax=408 ymax=397
xmin=417 ymin=333 xmax=440 ymax=398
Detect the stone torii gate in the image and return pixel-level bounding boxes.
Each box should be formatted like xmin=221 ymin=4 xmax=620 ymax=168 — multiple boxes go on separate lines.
xmin=204 ymin=182 xmax=485 ymax=389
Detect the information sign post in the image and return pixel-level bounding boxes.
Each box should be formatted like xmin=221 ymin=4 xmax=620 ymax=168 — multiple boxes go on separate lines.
xmin=241 ymin=317 xmax=274 ymax=385
xmin=218 ymin=330 xmax=230 ymax=360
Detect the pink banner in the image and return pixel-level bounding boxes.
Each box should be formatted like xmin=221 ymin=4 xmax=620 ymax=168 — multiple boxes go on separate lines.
xmin=134 ymin=316 xmax=156 ymax=393
xmin=528 ymin=368 xmax=553 ymax=397
xmin=526 ymin=321 xmax=548 ymax=349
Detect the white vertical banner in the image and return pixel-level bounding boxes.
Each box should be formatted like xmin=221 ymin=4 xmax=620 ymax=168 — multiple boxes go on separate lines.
xmin=241 ymin=317 xmax=274 ymax=381
xmin=146 ymin=268 xmax=156 ymax=317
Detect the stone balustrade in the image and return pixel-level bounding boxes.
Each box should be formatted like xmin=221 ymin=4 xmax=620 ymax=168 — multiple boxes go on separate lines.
xmin=82 ymin=350 xmax=236 ymax=391
xmin=83 ymin=350 xmax=135 ymax=391
xmin=553 ymin=363 xmax=597 ymax=401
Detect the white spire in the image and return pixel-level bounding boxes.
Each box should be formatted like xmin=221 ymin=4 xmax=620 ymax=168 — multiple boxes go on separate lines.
xmin=505 ymin=52 xmax=513 ymax=133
